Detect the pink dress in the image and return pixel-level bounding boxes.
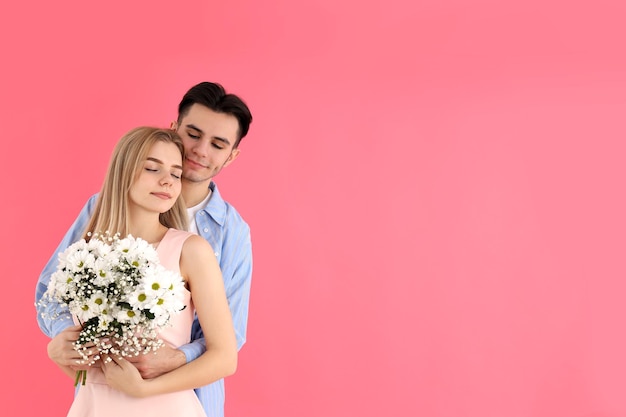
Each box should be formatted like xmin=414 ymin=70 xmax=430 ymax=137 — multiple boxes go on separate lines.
xmin=67 ymin=229 xmax=206 ymax=417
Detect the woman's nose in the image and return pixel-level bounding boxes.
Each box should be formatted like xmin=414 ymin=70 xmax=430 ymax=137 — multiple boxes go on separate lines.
xmin=160 ymin=174 xmax=173 ymax=186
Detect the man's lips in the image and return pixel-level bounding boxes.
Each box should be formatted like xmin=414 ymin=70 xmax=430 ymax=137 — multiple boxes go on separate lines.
xmin=185 ymin=157 xmax=207 ymax=169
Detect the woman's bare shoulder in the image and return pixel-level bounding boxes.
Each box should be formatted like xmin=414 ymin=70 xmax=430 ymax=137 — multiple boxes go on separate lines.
xmin=181 ymin=234 xmax=215 ymax=257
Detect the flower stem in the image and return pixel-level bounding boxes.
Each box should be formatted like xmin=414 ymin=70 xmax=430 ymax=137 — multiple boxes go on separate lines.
xmin=74 ymin=370 xmax=87 ymax=387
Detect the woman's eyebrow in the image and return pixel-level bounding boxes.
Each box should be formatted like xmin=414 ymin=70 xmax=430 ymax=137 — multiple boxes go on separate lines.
xmin=147 ymin=157 xmax=183 ymax=170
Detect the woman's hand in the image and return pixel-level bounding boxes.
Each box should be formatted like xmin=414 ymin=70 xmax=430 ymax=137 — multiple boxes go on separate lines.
xmin=101 ymin=354 xmax=149 ymax=398
xmin=48 ymin=325 xmax=98 ymax=369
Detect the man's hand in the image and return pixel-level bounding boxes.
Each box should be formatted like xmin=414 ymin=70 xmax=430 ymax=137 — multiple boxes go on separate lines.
xmin=47 ymin=325 xmax=97 ymax=370
xmin=125 ymin=342 xmax=187 ymax=379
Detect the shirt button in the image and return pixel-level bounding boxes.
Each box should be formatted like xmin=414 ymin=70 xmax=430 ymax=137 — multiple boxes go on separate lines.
xmin=203 ymin=228 xmax=209 ymax=233
xmin=215 ymin=252 xmax=220 ymax=257
xmin=200 ymin=212 xmax=205 ymax=216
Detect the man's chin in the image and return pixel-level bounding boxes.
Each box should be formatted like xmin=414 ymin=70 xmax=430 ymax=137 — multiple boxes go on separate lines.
xmin=182 ymin=174 xmax=212 ymax=185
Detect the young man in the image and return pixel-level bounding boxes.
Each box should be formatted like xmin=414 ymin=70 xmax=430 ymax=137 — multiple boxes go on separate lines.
xmin=35 ymin=82 xmax=253 ymax=417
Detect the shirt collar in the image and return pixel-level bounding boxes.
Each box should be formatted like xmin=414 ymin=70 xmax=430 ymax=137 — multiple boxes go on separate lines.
xmin=203 ymin=182 xmax=227 ymax=226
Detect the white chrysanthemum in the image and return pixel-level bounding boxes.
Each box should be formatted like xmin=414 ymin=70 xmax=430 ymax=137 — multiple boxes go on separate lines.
xmin=117 ymin=236 xmax=159 ymax=266
xmin=71 ymin=299 xmax=96 ymax=323
xmin=114 ymin=307 xmax=142 ymax=326
xmin=49 ymin=270 xmax=69 ymax=296
xmin=164 ymin=284 xmax=186 ymax=312
xmin=142 ymin=271 xmax=184 ymax=325
xmin=149 ymin=303 xmax=172 ymax=327
xmin=143 ymin=270 xmax=165 ymax=295
xmin=95 ymin=309 xmax=115 ymax=332
xmin=51 ymin=270 xmax=78 ymax=299
xmin=57 ymin=239 xmax=88 ymax=268
xmin=127 ymin=286 xmax=157 ymax=310
xmin=144 ymin=266 xmax=183 ymax=296
xmin=55 ymin=249 xmax=71 ymax=271
xmin=87 ymin=237 xmax=112 ymax=258
xmin=92 ymin=257 xmax=115 ymax=286
xmin=87 ymin=291 xmax=109 ymax=313
xmin=134 ymin=237 xmax=159 ymax=259
xmin=66 ymin=249 xmax=96 ymax=274
xmin=114 ymin=235 xmax=134 ymax=253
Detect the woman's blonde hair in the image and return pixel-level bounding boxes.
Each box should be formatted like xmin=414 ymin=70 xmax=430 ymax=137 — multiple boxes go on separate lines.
xmin=83 ymin=127 xmax=188 ymax=240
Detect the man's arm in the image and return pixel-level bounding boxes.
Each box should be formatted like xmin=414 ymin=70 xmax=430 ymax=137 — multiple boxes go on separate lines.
xmin=126 ymin=221 xmax=252 ymax=378
xmin=182 ymin=215 xmax=252 ymax=360
xmin=220 ymin=222 xmax=252 ymax=351
xmin=111 ymin=204 xmax=253 ymax=380
xmin=35 ymin=195 xmax=98 ymax=338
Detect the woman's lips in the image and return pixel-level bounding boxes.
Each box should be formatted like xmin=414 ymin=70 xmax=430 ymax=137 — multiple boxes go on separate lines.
xmin=151 ymin=192 xmax=172 ymax=200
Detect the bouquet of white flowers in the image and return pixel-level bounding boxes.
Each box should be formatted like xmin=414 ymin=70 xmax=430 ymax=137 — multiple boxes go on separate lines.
xmin=41 ymin=232 xmax=186 ymax=386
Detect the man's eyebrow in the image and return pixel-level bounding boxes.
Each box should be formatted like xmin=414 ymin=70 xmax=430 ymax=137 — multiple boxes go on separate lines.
xmin=184 ymin=123 xmax=231 ymax=146
xmin=212 ymin=136 xmax=232 ymax=146
xmin=146 ymin=157 xmax=183 ymax=170
xmin=185 ymin=124 xmax=204 ymax=135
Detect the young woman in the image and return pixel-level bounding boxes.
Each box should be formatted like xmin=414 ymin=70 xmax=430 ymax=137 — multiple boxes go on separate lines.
xmin=58 ymin=127 xmax=237 ymax=416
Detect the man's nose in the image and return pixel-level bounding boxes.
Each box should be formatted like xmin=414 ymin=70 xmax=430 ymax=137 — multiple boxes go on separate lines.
xmin=192 ymin=139 xmax=209 ymax=157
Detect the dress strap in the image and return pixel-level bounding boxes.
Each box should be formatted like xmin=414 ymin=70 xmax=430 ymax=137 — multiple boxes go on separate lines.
xmin=155 ymin=229 xmax=195 ymax=273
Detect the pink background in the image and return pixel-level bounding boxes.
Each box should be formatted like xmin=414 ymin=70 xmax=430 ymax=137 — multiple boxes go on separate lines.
xmin=2 ymin=0 xmax=626 ymax=416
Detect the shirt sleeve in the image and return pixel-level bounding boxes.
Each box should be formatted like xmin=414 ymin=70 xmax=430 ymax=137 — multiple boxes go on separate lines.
xmin=223 ymin=222 xmax=253 ymax=351
xmin=178 ymin=338 xmax=207 ymax=363
xmin=35 ymin=195 xmax=98 ymax=338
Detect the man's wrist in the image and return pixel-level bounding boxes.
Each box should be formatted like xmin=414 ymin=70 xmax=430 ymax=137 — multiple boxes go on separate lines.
xmin=173 ymin=348 xmax=187 ymax=368
xmin=177 ymin=339 xmax=206 ymax=363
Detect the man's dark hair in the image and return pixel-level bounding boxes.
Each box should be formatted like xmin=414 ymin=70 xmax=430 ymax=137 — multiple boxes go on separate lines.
xmin=178 ymin=82 xmax=253 ymax=147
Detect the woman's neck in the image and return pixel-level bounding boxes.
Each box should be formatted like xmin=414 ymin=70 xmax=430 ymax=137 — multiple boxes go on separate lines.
xmin=127 ymin=210 xmax=168 ymax=244
xmin=128 ymin=223 xmax=168 ymax=244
